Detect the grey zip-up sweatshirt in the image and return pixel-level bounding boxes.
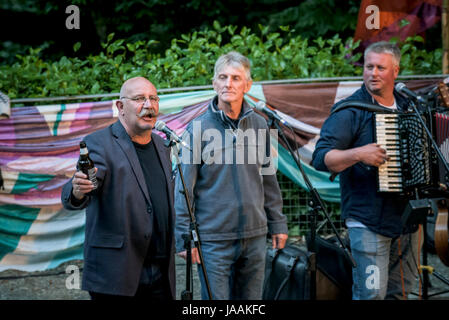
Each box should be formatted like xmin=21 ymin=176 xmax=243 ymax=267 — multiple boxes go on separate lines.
xmin=174 ymin=96 xmax=288 ymax=252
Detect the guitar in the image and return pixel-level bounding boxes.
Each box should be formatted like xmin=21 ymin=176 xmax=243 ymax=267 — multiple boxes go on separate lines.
xmin=435 ymin=199 xmax=449 ymax=267
xmin=438 ymin=81 xmax=449 ymax=108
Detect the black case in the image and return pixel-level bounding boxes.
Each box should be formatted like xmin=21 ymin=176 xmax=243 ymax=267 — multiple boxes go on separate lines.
xmin=262 ymin=243 xmax=315 ymax=300
xmin=262 ymin=236 xmax=353 ymax=300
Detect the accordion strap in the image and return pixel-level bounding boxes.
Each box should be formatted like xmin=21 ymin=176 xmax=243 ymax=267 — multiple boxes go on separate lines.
xmin=331 ymin=100 xmax=398 ymax=115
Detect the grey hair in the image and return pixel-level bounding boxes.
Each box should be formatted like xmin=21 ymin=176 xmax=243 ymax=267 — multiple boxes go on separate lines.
xmin=213 ymin=51 xmax=252 ymax=81
xmin=364 ymin=41 xmax=401 ymax=66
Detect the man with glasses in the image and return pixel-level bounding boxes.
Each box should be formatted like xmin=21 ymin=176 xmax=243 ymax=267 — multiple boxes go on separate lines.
xmin=61 ymin=76 xmax=176 ymax=300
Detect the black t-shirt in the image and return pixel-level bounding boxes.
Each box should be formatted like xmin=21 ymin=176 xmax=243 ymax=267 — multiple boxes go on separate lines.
xmin=133 ymin=140 xmax=170 ymax=262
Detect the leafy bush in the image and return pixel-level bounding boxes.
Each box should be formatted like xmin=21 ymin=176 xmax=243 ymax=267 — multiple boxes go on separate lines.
xmin=0 ymin=22 xmax=442 ymax=102
xmin=396 ymin=35 xmax=443 ymax=76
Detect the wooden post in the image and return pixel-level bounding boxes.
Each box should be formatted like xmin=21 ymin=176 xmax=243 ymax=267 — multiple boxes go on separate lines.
xmin=443 ymin=0 xmax=449 ymax=74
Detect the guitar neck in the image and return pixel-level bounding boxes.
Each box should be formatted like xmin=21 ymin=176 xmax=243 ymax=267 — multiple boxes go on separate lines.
xmin=438 ymin=82 xmax=449 ymax=108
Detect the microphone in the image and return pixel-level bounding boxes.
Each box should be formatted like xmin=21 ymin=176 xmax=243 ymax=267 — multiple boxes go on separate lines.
xmin=155 ymin=120 xmax=190 ymax=149
xmin=395 ymin=82 xmax=426 ymax=103
xmin=254 ymin=101 xmax=288 ymax=125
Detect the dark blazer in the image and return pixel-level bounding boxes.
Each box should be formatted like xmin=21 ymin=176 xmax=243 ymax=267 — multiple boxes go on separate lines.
xmin=61 ymin=120 xmax=176 ymax=297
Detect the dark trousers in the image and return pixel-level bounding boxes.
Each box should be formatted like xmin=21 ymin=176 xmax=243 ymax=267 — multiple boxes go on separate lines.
xmin=89 ymin=276 xmax=171 ymax=301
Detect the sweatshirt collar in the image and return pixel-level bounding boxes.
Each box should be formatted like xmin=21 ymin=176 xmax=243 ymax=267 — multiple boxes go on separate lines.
xmin=210 ymin=96 xmax=253 ymax=128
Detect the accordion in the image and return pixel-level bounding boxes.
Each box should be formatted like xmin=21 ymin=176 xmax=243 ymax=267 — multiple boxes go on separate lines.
xmin=374 ymin=111 xmax=449 ymax=193
xmin=374 ymin=112 xmax=432 ymax=193
xmin=434 ymin=111 xmax=449 ymax=188
xmin=333 ymin=95 xmax=449 ymax=194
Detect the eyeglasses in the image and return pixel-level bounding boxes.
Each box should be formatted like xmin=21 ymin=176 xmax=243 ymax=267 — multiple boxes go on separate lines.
xmin=120 ymin=95 xmax=160 ymax=105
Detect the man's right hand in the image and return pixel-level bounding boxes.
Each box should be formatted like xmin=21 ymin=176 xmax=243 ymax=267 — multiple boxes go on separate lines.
xmin=71 ymin=168 xmax=97 ymax=200
xmin=177 ymin=248 xmax=201 ymax=264
xmin=325 ymin=143 xmax=389 ymax=173
xmin=357 ymin=143 xmax=389 ymax=167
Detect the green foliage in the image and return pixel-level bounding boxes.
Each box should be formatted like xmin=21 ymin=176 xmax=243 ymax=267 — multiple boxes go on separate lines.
xmin=0 ymin=23 xmax=442 ymax=101
xmin=268 ymin=0 xmax=360 ymax=38
xmin=1 ymin=0 xmax=361 ymax=64
xmin=395 ymin=35 xmax=443 ymax=76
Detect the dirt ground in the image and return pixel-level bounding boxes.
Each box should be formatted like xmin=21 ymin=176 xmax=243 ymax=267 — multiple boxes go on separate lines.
xmin=0 ymin=249 xmax=448 ymax=300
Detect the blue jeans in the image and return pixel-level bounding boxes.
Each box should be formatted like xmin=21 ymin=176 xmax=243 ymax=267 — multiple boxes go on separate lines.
xmin=348 ymin=227 xmax=421 ymax=300
xmin=197 ymin=235 xmax=266 ymax=300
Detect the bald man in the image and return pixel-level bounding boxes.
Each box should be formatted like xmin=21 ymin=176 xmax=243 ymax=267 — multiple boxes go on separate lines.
xmin=61 ymin=77 xmax=176 ymax=300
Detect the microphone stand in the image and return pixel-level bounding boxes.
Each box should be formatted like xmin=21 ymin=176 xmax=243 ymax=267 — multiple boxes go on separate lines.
xmin=266 ymin=116 xmax=356 ymax=300
xmin=403 ymin=98 xmax=449 ymax=300
xmin=162 ymin=134 xmax=213 ymax=300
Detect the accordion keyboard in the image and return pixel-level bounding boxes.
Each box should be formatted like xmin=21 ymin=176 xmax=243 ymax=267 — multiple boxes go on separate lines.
xmin=374 ymin=113 xmax=431 ymax=193
xmin=375 ymin=113 xmax=402 ymax=192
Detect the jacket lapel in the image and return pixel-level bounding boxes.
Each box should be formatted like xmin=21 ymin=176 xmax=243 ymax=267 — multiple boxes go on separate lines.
xmin=111 ymin=121 xmax=150 ymax=204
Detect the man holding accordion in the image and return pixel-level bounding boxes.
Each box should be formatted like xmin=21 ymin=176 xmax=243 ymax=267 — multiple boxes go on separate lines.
xmin=312 ymin=42 xmax=421 ymax=300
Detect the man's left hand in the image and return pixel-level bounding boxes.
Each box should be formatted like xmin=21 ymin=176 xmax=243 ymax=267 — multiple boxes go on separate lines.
xmin=271 ymin=233 xmax=288 ymax=249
